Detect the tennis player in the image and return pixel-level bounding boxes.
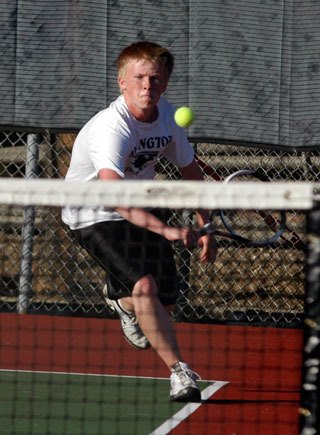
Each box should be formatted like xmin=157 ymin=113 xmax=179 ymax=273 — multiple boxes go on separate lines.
xmin=62 ymin=41 xmax=217 ymax=402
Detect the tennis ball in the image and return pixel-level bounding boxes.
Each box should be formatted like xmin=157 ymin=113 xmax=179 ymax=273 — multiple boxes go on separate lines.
xmin=174 ymin=106 xmax=195 ymax=128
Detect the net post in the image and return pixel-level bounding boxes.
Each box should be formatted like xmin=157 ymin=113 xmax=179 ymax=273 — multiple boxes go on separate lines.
xmin=17 ymin=134 xmax=39 ymax=314
xmin=300 ymin=206 xmax=320 ymax=435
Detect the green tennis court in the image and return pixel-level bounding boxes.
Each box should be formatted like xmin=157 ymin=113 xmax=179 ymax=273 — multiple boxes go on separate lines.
xmin=1 ymin=370 xmax=219 ymax=435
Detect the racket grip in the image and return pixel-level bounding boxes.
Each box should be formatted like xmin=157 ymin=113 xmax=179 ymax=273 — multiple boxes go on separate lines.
xmin=197 ymin=222 xmax=215 ymax=238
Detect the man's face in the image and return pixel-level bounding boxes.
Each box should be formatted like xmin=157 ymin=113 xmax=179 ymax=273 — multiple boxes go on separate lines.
xmin=118 ymin=58 xmax=168 ymax=122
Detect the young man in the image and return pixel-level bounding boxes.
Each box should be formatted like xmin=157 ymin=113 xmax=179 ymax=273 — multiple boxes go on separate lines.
xmin=62 ymin=41 xmax=217 ymax=401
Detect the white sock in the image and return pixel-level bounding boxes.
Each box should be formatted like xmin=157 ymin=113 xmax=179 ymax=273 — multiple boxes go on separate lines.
xmin=117 ymin=299 xmax=134 ymax=315
xmin=171 ymin=361 xmax=189 ymax=373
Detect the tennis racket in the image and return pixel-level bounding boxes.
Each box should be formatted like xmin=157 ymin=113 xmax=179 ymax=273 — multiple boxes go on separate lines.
xmin=197 ymin=169 xmax=287 ymax=247
xmin=196 ymin=158 xmax=307 ymax=251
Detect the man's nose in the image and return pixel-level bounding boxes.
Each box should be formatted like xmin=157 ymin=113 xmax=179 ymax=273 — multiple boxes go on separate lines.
xmin=143 ymin=77 xmax=152 ymax=88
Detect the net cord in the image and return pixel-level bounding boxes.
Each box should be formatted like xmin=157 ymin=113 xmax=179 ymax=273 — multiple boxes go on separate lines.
xmin=0 ymin=178 xmax=314 ymax=210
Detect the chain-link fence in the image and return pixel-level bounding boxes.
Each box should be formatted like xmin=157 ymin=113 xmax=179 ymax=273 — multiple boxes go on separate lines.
xmin=0 ymin=130 xmax=312 ymax=326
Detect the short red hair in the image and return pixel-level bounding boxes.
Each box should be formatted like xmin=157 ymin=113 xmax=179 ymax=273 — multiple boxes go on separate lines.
xmin=117 ymin=41 xmax=174 ymax=81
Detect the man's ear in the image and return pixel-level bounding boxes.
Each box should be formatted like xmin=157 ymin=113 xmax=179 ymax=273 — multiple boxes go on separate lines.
xmin=118 ymin=76 xmax=125 ymax=92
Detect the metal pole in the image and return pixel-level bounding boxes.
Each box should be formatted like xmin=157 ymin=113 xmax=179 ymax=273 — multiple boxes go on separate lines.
xmin=299 ymin=207 xmax=320 ymax=435
xmin=17 ymin=134 xmax=39 ymax=314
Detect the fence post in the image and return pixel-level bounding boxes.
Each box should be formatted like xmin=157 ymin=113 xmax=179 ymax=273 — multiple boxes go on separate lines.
xmin=17 ymin=134 xmax=39 ymax=314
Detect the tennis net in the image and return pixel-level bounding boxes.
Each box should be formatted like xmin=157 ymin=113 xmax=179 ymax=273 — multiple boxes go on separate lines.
xmin=0 ymin=177 xmax=319 ymax=435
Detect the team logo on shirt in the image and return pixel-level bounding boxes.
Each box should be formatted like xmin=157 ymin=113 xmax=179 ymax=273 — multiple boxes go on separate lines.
xmin=127 ymin=135 xmax=172 ymax=174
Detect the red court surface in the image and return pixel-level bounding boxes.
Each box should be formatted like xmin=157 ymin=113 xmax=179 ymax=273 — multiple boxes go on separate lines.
xmin=0 ymin=313 xmax=302 ymax=435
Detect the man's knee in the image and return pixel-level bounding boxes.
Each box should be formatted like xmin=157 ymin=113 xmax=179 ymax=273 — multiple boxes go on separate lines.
xmin=132 ymin=275 xmax=158 ymax=299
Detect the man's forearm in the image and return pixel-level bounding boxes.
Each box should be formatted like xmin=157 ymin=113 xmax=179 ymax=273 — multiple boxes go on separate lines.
xmin=115 ymin=206 xmax=167 ymax=235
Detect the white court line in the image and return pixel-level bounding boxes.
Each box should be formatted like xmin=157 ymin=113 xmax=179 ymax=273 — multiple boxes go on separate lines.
xmin=0 ymin=368 xmax=171 ymax=380
xmin=150 ymin=381 xmax=229 ymax=435
xmin=0 ymin=369 xmax=223 ymax=384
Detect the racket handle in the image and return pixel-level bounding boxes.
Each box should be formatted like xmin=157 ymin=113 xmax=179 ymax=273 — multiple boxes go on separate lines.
xmin=197 ymin=222 xmax=215 ymax=237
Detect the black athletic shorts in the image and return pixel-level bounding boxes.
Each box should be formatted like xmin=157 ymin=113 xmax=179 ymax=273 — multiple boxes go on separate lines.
xmin=73 ymin=210 xmax=179 ymax=306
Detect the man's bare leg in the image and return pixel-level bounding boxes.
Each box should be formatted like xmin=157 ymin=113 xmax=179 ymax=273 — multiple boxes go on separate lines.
xmin=120 ymin=275 xmax=181 ymax=369
xmin=118 ymin=275 xmax=201 ymax=401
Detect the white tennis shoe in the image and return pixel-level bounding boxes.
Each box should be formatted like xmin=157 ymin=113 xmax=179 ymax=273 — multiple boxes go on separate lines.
xmin=170 ymin=362 xmax=201 ymax=402
xmin=103 ymin=284 xmax=150 ymax=350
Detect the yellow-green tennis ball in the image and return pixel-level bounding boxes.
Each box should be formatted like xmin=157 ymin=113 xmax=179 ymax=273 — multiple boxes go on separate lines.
xmin=174 ymin=107 xmax=195 ymax=128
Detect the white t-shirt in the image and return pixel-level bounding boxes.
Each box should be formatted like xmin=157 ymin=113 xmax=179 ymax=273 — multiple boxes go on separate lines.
xmin=62 ymin=95 xmax=194 ymax=229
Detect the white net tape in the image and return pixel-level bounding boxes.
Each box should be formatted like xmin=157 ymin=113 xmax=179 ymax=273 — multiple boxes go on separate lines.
xmin=0 ymin=178 xmax=314 ymax=210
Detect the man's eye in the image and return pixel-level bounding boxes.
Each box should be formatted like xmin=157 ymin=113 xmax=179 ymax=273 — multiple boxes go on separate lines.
xmin=134 ymin=75 xmax=161 ymax=83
